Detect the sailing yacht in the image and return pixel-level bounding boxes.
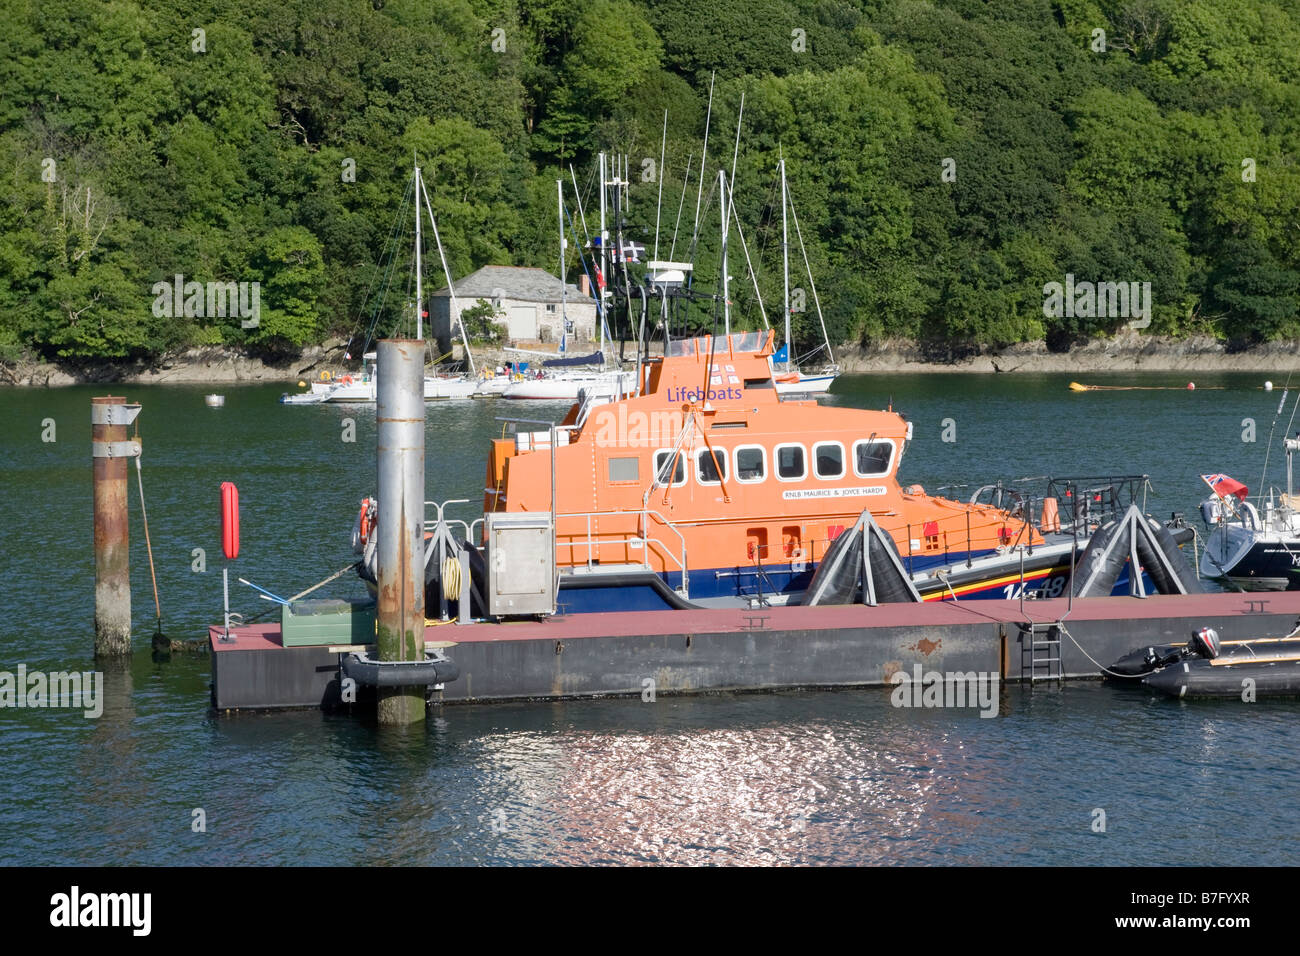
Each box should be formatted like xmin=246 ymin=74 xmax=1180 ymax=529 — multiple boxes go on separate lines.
xmin=502 ymin=161 xmax=629 ymax=401
xmin=771 ymin=157 xmax=839 ymax=397
xmin=1199 ymin=432 xmax=1300 ymax=590
xmin=282 ymin=160 xmax=481 ymax=405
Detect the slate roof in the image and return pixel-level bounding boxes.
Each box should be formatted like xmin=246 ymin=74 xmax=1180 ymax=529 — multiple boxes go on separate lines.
xmin=432 ymin=265 xmax=594 ymax=304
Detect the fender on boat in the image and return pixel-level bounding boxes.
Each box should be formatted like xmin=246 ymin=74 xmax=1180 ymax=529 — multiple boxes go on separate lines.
xmin=804 ymin=509 xmax=921 ymax=605
xmin=1135 ymin=515 xmax=1201 ymax=595
xmin=1072 ymin=504 xmax=1199 ymax=597
xmin=804 ymin=527 xmax=863 ymax=605
xmin=1070 ymin=518 xmax=1123 ymax=597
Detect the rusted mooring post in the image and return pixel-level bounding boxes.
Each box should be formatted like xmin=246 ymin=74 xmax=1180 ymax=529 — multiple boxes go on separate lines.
xmin=375 ymin=341 xmax=426 ymax=726
xmin=92 ymin=396 xmax=141 ymax=658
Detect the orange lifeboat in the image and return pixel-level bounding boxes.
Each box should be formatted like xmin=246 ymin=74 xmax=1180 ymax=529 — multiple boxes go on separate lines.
xmin=482 ymin=330 xmax=1068 ymax=610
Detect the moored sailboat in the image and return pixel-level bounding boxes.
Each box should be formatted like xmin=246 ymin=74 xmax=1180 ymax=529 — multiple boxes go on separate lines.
xmin=282 ymin=159 xmax=484 ymax=405
xmin=771 ymin=155 xmax=839 ymax=397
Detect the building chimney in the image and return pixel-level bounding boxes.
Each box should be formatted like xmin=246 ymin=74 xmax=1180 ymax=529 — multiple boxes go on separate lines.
xmin=579 ymin=274 xmax=591 ymax=297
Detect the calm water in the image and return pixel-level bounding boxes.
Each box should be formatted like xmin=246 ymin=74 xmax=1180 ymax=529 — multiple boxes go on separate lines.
xmin=1 ymin=371 xmax=1297 ymax=865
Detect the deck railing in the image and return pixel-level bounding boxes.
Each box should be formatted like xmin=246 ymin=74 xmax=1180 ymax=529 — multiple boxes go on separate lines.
xmin=554 ymin=508 xmax=691 ymax=598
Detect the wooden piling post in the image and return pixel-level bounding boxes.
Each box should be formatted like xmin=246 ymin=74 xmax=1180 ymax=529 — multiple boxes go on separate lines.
xmin=375 ymin=341 xmax=426 ymax=725
xmin=92 ymin=396 xmax=140 ymax=658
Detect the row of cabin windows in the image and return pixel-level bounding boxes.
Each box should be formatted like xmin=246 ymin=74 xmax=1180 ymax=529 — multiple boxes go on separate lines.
xmin=606 ymin=440 xmax=895 ymax=486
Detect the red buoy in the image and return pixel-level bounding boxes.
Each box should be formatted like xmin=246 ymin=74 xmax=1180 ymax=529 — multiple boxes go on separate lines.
xmin=221 ymin=481 xmax=240 ymax=560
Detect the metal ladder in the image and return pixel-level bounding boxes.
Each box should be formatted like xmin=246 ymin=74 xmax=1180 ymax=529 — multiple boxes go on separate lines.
xmin=1022 ymin=622 xmax=1064 ymax=683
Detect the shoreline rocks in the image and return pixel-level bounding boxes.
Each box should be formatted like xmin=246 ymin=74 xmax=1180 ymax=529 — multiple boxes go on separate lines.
xmin=5 ymin=332 xmax=1300 ymax=386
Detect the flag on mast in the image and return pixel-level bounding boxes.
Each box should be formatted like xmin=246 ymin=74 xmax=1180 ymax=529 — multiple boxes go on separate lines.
xmin=1201 ymin=474 xmax=1248 ymax=500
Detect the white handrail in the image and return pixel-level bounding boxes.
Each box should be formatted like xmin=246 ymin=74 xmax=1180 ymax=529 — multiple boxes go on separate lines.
xmin=555 ymin=507 xmax=690 ymax=597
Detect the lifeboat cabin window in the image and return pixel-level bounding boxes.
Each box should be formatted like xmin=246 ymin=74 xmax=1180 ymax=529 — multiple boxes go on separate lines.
xmin=735 ymin=446 xmax=765 ymax=483
xmin=653 ymin=450 xmax=687 ymax=486
xmin=776 ymin=444 xmax=805 ymax=481
xmin=696 ymin=448 xmax=729 ymax=484
xmin=853 ymin=439 xmax=894 ymax=477
xmin=814 ymin=442 xmax=845 ymax=479
xmin=608 ymin=457 xmax=639 ymax=483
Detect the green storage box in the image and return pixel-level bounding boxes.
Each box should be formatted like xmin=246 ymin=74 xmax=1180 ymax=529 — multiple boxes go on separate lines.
xmin=280 ymin=597 xmax=377 ymax=647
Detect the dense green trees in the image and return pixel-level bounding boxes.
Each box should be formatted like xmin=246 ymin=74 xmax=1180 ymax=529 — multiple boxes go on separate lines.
xmin=1 ymin=0 xmax=1298 ymax=367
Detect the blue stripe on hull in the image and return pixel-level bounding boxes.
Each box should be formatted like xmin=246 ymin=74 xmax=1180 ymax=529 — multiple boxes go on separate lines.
xmin=554 ymin=557 xmax=1161 ymax=613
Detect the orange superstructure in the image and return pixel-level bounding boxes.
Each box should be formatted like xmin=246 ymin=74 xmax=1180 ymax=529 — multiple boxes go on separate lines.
xmin=482 ymin=331 xmax=1042 ymax=607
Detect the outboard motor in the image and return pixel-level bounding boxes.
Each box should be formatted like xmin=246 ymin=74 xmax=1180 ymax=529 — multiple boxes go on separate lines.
xmin=1199 ymin=498 xmax=1218 ymax=525
xmin=1191 ymin=626 xmax=1222 ymax=659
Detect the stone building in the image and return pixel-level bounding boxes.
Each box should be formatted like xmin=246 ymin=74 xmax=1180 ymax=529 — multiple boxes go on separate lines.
xmin=430 ymin=265 xmax=598 ymax=354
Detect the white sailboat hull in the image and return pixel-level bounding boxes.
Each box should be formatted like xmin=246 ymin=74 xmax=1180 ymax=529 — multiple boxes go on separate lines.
xmin=283 ymin=378 xmax=376 ymax=403
xmin=773 ymin=370 xmax=837 ymax=395
xmin=474 ymin=377 xmax=512 ymax=396
xmin=283 ymin=373 xmax=479 ymax=403
xmin=502 ymin=372 xmax=627 ymax=401
xmin=424 ymin=376 xmax=478 ymax=400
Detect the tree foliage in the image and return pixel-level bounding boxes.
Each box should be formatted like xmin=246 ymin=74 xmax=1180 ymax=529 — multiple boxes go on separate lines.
xmin=1 ymin=0 xmax=1298 ymax=366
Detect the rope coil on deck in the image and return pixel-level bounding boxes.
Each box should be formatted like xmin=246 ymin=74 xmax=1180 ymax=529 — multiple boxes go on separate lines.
xmin=442 ymin=556 xmax=461 ymax=602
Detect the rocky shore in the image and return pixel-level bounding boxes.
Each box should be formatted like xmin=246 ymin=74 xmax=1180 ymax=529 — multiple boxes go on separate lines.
xmin=5 ymin=332 xmax=1300 ymax=386
xmin=839 ymin=332 xmax=1300 ymax=374
xmin=0 ymin=343 xmax=342 ymax=387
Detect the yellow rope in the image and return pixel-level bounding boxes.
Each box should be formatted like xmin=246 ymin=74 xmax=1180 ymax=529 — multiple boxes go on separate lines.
xmin=442 ymin=556 xmax=462 ymax=601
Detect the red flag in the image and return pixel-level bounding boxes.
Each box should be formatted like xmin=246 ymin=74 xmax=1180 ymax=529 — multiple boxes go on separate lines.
xmin=1201 ymin=474 xmax=1248 ymax=500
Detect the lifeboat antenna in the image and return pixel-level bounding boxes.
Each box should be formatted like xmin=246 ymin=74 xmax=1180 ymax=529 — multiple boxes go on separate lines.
xmin=653 ymin=110 xmax=667 ymax=262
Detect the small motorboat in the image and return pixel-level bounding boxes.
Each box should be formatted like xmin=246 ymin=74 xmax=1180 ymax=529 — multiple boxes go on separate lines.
xmin=1109 ymin=623 xmax=1300 ymax=677
xmin=204 ymin=393 xmax=225 ymax=407
xmin=1116 ymin=625 xmax=1300 ymax=698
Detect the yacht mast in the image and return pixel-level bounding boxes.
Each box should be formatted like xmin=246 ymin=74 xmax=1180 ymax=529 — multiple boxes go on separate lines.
xmin=598 ymin=152 xmax=608 ymax=361
xmin=558 ymin=178 xmax=567 ymax=355
xmin=720 ymin=169 xmax=730 ymax=338
xmin=690 ymin=72 xmax=715 ymax=260
xmin=780 ymin=155 xmax=791 ymax=373
xmin=414 ymin=162 xmax=423 ymax=343
xmin=420 ymin=176 xmax=476 ymax=374
xmin=787 ymin=190 xmax=832 ymax=369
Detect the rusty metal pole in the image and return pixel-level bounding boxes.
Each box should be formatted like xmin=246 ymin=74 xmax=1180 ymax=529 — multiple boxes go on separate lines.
xmin=92 ymin=396 xmax=141 ymax=658
xmin=376 ymin=341 xmax=426 ymax=726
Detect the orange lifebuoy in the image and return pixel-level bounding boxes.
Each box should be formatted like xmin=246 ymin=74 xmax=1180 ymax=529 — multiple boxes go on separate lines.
xmin=341 ymin=375 xmax=354 ymax=385
xmin=358 ymin=498 xmax=373 ymax=545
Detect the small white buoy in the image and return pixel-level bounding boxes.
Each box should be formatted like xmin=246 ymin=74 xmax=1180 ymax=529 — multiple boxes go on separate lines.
xmin=1265 ymin=381 xmax=1274 ymax=391
xmin=205 ymin=394 xmax=225 ymax=407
